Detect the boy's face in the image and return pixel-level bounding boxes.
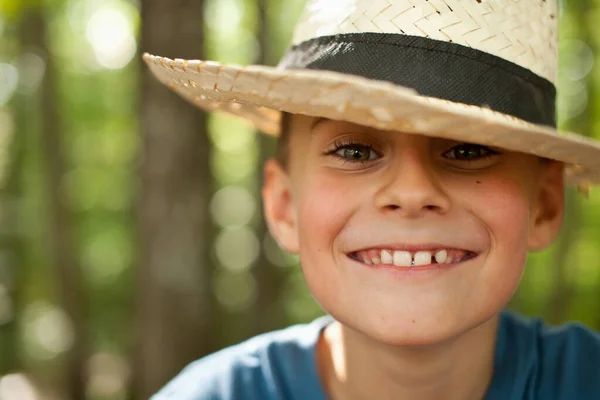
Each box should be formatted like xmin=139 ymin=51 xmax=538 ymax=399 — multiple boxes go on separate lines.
xmin=263 ymin=115 xmax=564 ymax=345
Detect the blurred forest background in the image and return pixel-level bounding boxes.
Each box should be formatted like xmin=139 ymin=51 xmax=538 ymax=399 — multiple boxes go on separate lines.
xmin=0 ymin=0 xmax=599 ymax=398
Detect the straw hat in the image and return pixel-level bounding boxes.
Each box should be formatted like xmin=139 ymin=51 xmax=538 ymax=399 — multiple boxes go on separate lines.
xmin=143 ymin=0 xmax=600 ymax=189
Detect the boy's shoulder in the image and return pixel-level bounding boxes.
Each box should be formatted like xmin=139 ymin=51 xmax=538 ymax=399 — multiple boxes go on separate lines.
xmin=151 ymin=311 xmax=600 ymax=400
xmin=500 ymin=309 xmax=600 ymax=363
xmin=150 ymin=315 xmax=332 ymax=400
xmin=490 ymin=310 xmax=600 ymax=399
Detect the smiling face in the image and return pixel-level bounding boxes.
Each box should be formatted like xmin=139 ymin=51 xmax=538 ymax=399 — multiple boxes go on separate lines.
xmin=263 ymin=115 xmax=565 ymax=346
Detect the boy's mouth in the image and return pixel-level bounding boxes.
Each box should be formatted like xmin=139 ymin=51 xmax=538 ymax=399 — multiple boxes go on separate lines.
xmin=348 ymin=248 xmax=476 ymax=267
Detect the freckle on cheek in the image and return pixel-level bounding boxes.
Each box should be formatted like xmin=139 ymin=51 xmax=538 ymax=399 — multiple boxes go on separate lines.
xmin=476 ymin=180 xmax=482 ymax=184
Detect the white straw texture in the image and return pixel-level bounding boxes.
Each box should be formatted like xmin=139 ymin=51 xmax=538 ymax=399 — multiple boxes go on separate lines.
xmin=293 ymin=0 xmax=557 ymax=83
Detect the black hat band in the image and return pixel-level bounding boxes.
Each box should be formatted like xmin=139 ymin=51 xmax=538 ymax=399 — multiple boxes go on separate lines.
xmin=278 ymin=33 xmax=556 ymax=127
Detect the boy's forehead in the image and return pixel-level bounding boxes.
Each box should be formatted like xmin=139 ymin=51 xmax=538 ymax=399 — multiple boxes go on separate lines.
xmin=288 ymin=114 xmax=378 ymax=136
xmin=287 ymin=114 xmax=424 ymax=142
xmin=287 ymin=114 xmax=523 ymax=149
xmin=289 ymin=114 xmax=334 ymax=131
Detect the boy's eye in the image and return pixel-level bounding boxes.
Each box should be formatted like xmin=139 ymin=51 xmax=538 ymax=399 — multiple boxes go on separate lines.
xmin=330 ymin=144 xmax=380 ymax=162
xmin=443 ymin=143 xmax=498 ymax=161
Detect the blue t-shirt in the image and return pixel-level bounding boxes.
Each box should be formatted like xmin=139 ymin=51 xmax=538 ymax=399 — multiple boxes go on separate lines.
xmin=151 ymin=311 xmax=600 ymax=399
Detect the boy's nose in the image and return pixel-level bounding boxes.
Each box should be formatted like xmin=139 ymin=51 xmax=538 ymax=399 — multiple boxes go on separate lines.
xmin=373 ymin=150 xmax=451 ymax=218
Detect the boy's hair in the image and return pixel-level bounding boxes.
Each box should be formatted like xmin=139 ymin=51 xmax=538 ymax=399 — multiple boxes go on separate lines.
xmin=276 ymin=112 xmax=292 ymax=167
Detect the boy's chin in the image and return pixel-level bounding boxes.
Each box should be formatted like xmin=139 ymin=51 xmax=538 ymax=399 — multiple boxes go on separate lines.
xmin=365 ymin=327 xmax=464 ymax=347
xmin=358 ymin=322 xmax=462 ymax=347
xmin=336 ymin=310 xmax=496 ymax=347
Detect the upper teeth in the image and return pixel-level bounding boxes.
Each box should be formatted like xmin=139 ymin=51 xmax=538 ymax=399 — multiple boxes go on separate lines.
xmin=393 ymin=251 xmax=411 ymax=267
xmin=414 ymin=251 xmax=432 ymax=266
xmin=381 ymin=250 xmax=393 ymax=264
xmin=434 ymin=249 xmax=447 ymax=264
xmin=358 ymin=249 xmax=454 ymax=267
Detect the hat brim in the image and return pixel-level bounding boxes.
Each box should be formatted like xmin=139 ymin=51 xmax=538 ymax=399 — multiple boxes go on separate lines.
xmin=143 ymin=53 xmax=600 ymax=187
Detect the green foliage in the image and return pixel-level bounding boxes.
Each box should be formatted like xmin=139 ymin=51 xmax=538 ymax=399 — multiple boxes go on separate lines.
xmin=0 ymin=0 xmax=25 ymax=20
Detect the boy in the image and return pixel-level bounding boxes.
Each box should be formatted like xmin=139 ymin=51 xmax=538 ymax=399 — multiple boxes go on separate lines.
xmin=144 ymin=0 xmax=600 ymax=398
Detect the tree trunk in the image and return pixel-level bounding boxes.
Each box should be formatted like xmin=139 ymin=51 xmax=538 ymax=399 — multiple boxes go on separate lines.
xmin=0 ymin=26 xmax=24 ymax=376
xmin=253 ymin=0 xmax=287 ymax=334
xmin=133 ymin=1 xmax=214 ymax=398
xmin=0 ymin=109 xmax=23 ymax=376
xmin=24 ymin=4 xmax=89 ymax=399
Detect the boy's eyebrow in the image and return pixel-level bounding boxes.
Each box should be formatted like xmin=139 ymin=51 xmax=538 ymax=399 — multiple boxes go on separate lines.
xmin=310 ymin=117 xmax=331 ymax=132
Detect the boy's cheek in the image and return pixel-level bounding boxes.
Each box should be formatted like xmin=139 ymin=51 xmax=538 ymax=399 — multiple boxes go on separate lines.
xmin=468 ymin=173 xmax=533 ymax=225
xmin=297 ymin=175 xmax=357 ymax=232
xmin=295 ymin=177 xmax=347 ymax=292
xmin=471 ymin=177 xmax=532 ymax=271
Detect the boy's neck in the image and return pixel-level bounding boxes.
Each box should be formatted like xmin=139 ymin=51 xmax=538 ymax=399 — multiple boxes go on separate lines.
xmin=316 ymin=315 xmax=499 ymax=400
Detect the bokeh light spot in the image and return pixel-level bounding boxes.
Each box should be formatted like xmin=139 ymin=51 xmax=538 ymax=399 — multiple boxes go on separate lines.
xmin=83 ymin=226 xmax=132 ymax=284
xmin=86 ymin=8 xmax=136 ymax=70
xmin=211 ymin=185 xmax=256 ymax=228
xmin=557 ymin=78 xmax=588 ymax=121
xmin=87 ymin=352 xmax=131 ymax=398
xmin=0 ymin=374 xmax=39 ymax=400
xmin=560 ymin=40 xmax=594 ymax=81
xmin=215 ymin=227 xmax=260 ymax=272
xmin=205 ymin=0 xmax=243 ymax=33
xmin=23 ymin=303 xmax=74 ymax=360
xmin=213 ymin=270 xmax=257 ymax=313
xmin=62 ymin=167 xmax=131 ymax=211
xmin=208 ymin=114 xmax=256 ymax=153
xmin=0 ymin=63 xmax=18 ymax=106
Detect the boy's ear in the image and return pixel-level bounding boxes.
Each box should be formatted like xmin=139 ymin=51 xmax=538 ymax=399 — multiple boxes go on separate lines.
xmin=262 ymin=159 xmax=300 ymax=253
xmin=528 ymin=161 xmax=565 ymax=251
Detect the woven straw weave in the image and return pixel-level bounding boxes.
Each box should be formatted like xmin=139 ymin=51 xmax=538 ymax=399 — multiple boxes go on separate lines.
xmin=293 ymin=0 xmax=557 ymax=83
